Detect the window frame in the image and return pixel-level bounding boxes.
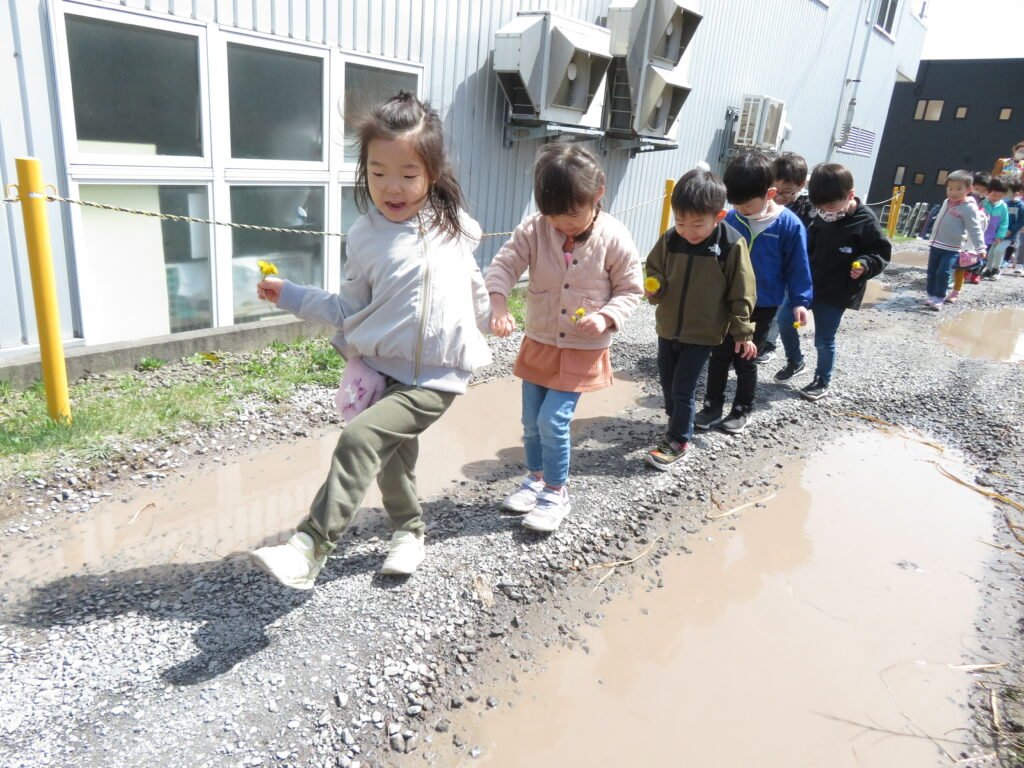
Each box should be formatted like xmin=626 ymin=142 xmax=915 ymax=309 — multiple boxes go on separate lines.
xmin=999 ymin=107 xmax=1013 ymax=121
xmin=955 ymin=106 xmax=968 ymax=119
xmin=936 ymin=170 xmax=949 ymax=185
xmin=874 ymin=0 xmax=900 ymax=37
xmin=913 ymin=172 xmax=925 ymax=185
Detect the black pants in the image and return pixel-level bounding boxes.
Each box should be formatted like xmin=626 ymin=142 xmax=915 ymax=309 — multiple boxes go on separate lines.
xmin=657 ymin=337 xmax=714 ymax=444
xmin=704 ymin=305 xmax=777 ymax=412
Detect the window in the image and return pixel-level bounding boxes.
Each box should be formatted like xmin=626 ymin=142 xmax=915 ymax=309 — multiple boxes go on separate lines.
xmin=915 ymin=99 xmax=943 ymax=121
xmin=876 ymin=0 xmax=899 ymax=34
xmin=936 ymin=170 xmax=949 ymax=185
xmin=78 ymin=185 xmax=212 ymax=339
xmin=65 ymin=16 xmax=202 ymax=157
xmin=955 ymin=106 xmax=968 ymax=119
xmin=913 ymin=172 xmax=925 ymax=185
xmin=228 ymin=44 xmax=324 ymax=161
xmin=343 ymin=63 xmax=419 ymax=162
xmin=894 ymin=166 xmax=906 ymax=185
xmin=230 ymin=186 xmax=325 ymax=323
xmin=999 ymin=108 xmax=1013 ymax=121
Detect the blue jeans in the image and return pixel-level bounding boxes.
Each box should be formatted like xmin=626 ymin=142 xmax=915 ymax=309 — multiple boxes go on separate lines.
xmin=778 ymin=300 xmax=847 ymax=384
xmin=926 ymin=246 xmax=959 ymax=299
xmin=657 ymin=337 xmax=713 ymax=443
xmin=521 ymin=381 xmax=581 ymax=487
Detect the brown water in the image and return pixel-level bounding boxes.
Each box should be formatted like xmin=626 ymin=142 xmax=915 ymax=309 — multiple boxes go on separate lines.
xmin=939 ymin=308 xmax=1024 ymax=363
xmin=893 ymin=248 xmax=930 ymax=268
xmin=440 ymin=431 xmax=995 ymax=767
xmin=861 ymin=279 xmax=892 ymax=307
xmin=0 ymin=376 xmax=642 ymax=592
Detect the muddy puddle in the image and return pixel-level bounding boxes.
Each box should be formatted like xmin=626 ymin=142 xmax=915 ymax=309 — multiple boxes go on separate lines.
xmin=440 ymin=430 xmax=996 ymax=767
xmin=0 ymin=376 xmax=643 ymax=596
xmin=939 ymin=308 xmax=1024 ymax=363
xmin=892 ymin=248 xmax=930 ymax=268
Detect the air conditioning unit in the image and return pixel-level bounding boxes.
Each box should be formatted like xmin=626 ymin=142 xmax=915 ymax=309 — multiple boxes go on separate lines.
xmin=733 ymin=94 xmax=786 ymax=152
xmin=605 ymin=0 xmax=702 ymax=142
xmin=493 ymin=11 xmax=612 ymax=132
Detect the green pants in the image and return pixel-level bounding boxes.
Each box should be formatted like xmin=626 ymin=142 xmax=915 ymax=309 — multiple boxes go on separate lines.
xmin=298 ymin=382 xmax=455 ymax=557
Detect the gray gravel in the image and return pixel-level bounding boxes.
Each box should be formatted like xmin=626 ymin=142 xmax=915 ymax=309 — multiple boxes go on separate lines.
xmin=1 ymin=242 xmax=1023 ymax=767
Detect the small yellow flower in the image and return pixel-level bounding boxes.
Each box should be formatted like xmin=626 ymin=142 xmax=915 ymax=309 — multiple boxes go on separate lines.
xmin=792 ymin=321 xmax=802 ymax=329
xmin=572 ymin=307 xmax=586 ymax=324
xmin=851 ymin=260 xmax=862 ymax=270
xmin=644 ymin=276 xmax=661 ymax=293
xmin=257 ymin=259 xmax=278 ymax=278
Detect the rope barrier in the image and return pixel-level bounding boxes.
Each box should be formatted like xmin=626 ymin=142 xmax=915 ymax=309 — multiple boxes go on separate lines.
xmin=863 ymin=194 xmax=900 ymax=207
xmin=3 ymin=190 xmax=668 ymax=241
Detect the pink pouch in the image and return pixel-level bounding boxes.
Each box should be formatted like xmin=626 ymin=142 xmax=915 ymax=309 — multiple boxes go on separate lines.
xmin=334 ymin=357 xmax=388 ymax=424
xmin=958 ymin=250 xmax=980 ymax=268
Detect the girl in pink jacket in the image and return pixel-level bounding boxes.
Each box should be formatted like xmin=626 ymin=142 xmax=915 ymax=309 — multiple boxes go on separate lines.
xmin=487 ymin=143 xmax=643 ymax=532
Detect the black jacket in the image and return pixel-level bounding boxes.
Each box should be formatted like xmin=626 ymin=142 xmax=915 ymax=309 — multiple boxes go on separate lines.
xmin=807 ymin=200 xmax=891 ymax=310
xmin=787 ymin=195 xmax=816 ymax=228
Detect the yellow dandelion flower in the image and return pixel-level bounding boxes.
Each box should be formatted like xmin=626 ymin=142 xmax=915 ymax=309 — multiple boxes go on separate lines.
xmin=792 ymin=321 xmax=802 ymax=329
xmin=644 ymin=276 xmax=661 ymax=293
xmin=257 ymin=259 xmax=278 ymax=278
xmin=572 ymin=307 xmax=586 ymax=324
xmin=851 ymin=260 xmax=862 ymax=270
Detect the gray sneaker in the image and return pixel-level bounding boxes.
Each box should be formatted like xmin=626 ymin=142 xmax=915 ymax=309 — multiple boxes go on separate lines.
xmin=720 ymin=408 xmax=753 ymax=435
xmin=693 ymin=404 xmax=724 ymax=430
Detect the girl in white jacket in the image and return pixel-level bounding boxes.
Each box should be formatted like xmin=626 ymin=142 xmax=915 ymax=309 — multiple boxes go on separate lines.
xmin=251 ymin=92 xmax=490 ymax=587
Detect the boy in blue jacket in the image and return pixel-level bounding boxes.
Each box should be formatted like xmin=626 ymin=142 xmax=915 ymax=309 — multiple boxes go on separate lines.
xmin=695 ymin=152 xmax=813 ymax=434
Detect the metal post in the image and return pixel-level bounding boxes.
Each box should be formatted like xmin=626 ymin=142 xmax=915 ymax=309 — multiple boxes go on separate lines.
xmin=887 ymin=185 xmax=905 ymax=238
xmin=15 ymin=157 xmax=71 ymax=423
xmin=659 ymin=178 xmax=675 ymax=235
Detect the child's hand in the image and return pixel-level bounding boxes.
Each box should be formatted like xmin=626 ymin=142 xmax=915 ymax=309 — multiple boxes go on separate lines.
xmin=850 ymin=261 xmax=867 ymax=279
xmin=644 ymin=276 xmax=662 ymax=298
xmin=576 ymin=312 xmax=609 ymax=337
xmin=257 ymin=277 xmax=284 ymax=304
xmin=735 ymin=340 xmax=757 ymax=360
xmin=792 ymin=306 xmax=809 ymax=327
xmin=490 ymin=312 xmax=517 ymax=337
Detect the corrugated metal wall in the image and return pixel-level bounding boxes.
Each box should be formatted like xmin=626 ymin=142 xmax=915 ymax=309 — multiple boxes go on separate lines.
xmin=0 ymin=0 xmax=925 ymax=352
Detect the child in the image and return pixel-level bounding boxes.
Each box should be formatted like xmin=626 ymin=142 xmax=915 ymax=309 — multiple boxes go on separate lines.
xmin=643 ymin=168 xmax=756 ymax=469
xmin=981 ymin=177 xmax=1010 ymax=279
xmin=487 ymin=143 xmax=643 ymax=530
xmin=757 ymin=151 xmax=813 ymax=365
xmin=695 ymin=152 xmax=812 ymax=434
xmin=924 ymin=170 xmax=985 ymax=309
xmin=776 ymin=163 xmax=891 ymax=400
xmin=250 ymin=93 xmax=492 ymax=587
xmin=1007 ymin=181 xmax=1024 ymax=275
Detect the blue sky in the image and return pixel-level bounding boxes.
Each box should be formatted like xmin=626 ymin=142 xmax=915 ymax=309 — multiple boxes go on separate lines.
xmin=920 ymin=0 xmax=1021 ymax=59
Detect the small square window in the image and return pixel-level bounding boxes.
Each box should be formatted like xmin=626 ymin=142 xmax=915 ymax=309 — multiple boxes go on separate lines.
xmin=924 ymin=100 xmax=943 ymax=121
xmin=999 ymin=108 xmax=1013 ymax=121
xmin=894 ymin=166 xmax=906 ymax=185
xmin=914 ymin=100 xmax=926 ymax=120
xmin=875 ymin=0 xmax=899 ymax=34
xmin=913 ymin=172 xmax=925 ymax=185
xmin=936 ymin=170 xmax=949 ymax=185
xmin=955 ymin=106 xmax=968 ymax=119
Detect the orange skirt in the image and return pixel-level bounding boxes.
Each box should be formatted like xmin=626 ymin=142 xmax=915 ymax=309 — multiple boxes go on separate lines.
xmin=513 ymin=337 xmax=613 ymax=393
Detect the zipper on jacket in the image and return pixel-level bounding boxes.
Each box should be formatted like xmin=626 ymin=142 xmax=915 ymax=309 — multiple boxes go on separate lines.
xmin=413 ymin=214 xmax=432 ymax=386
xmin=673 ymin=249 xmax=698 ymax=339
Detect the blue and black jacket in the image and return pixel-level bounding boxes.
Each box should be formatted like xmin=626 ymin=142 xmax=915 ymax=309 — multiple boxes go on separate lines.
xmin=725 ymin=206 xmax=813 ymax=310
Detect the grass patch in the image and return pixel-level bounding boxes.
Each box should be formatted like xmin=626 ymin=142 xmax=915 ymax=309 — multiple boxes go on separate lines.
xmin=891 ymin=234 xmax=917 ymax=245
xmin=136 ymin=356 xmax=166 ymax=372
xmin=0 ymin=336 xmax=344 ymax=478
xmin=507 ymin=286 xmax=527 ymax=328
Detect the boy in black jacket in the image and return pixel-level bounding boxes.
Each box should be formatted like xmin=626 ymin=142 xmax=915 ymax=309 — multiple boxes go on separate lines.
xmin=776 ymin=163 xmax=891 ymax=400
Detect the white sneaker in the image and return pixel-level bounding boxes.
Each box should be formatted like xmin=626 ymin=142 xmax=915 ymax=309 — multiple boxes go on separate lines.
xmin=1014 ymin=264 xmax=1024 ymax=275
xmin=522 ymin=487 xmax=570 ymax=532
xmin=251 ymin=532 xmax=326 ymax=590
xmin=379 ymin=530 xmax=426 ymax=576
xmin=502 ymin=475 xmax=545 ymax=513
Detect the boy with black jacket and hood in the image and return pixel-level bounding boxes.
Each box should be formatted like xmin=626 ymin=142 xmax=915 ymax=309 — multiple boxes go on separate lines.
xmin=776 ymin=163 xmax=891 ymax=401
xmin=644 ymin=168 xmax=757 ymax=470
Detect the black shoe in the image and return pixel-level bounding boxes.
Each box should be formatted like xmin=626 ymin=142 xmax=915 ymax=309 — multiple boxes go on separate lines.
xmin=774 ymin=359 xmax=806 ymax=381
xmin=754 ymin=348 xmax=776 ymax=365
xmin=693 ymin=404 xmax=724 ymax=431
xmin=799 ymin=375 xmax=830 ymax=401
xmin=720 ymin=407 xmax=753 ymax=434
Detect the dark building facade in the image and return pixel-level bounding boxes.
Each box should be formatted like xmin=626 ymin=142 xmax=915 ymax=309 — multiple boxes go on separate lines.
xmin=869 ymin=58 xmax=1024 ymax=208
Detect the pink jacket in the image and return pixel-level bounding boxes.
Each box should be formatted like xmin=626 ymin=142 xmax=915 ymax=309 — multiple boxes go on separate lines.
xmin=485 ymin=213 xmax=643 ymax=350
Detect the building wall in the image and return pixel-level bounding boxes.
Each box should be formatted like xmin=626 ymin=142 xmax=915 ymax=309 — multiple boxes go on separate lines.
xmin=1 ymin=0 xmax=926 ymax=355
xmin=869 ymin=58 xmax=1024 ymax=208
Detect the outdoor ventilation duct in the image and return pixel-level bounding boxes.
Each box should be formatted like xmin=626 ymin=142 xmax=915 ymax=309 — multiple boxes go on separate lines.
xmin=494 ymin=11 xmax=612 ymax=132
xmin=605 ymin=0 xmax=702 ymax=141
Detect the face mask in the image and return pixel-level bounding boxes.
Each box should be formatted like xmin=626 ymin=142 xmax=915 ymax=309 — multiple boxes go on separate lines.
xmin=1014 ymin=149 xmax=1024 ymax=161
xmin=815 ymin=208 xmax=847 ymax=223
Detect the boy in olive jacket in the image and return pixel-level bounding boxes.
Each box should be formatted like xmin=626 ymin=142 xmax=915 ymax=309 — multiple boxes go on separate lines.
xmin=644 ymin=168 xmax=757 ymax=470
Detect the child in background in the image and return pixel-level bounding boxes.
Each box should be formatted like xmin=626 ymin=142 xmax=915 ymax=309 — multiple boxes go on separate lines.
xmin=924 ymin=169 xmax=985 ymax=309
xmin=1007 ymin=181 xmax=1024 ymax=275
xmin=776 ymin=163 xmax=891 ymax=401
xmin=487 ymin=143 xmax=642 ymax=531
xmin=250 ymin=93 xmax=492 ymax=587
xmin=981 ymin=177 xmax=1010 ymax=279
xmin=756 ymin=152 xmax=814 ymax=365
xmin=695 ymin=152 xmax=812 ymax=434
xmin=644 ymin=168 xmax=756 ymax=469
xmin=953 ymin=173 xmax=991 ymax=289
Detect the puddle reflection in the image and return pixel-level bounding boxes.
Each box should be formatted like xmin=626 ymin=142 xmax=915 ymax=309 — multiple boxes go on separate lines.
xmin=939 ymin=308 xmax=1024 ymax=363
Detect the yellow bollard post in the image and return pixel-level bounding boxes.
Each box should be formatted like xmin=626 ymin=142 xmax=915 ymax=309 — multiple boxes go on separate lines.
xmin=16 ymin=157 xmax=71 ymax=423
xmin=659 ymin=178 xmax=675 ymax=235
xmin=887 ymin=185 xmax=905 ymax=239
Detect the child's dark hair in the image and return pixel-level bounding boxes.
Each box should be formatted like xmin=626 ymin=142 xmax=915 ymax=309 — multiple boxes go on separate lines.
xmin=354 ymin=91 xmax=467 ymax=241
xmin=671 ymin=168 xmax=727 ymax=216
xmin=1010 ymin=181 xmax=1023 ymax=194
xmin=972 ymin=171 xmax=991 ymax=188
xmin=772 ymin=152 xmax=808 ymax=186
xmin=946 ymin=169 xmax=974 ymax=187
xmin=533 ymin=142 xmax=606 ymax=215
xmin=723 ymin=152 xmax=774 ymax=204
xmin=987 ymin=177 xmax=1008 ymax=193
xmin=808 ymin=163 xmax=855 ymax=206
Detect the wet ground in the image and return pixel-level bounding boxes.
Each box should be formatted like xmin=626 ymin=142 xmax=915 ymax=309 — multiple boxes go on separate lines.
xmin=939 ymin=308 xmax=1024 ymax=363
xmin=437 ymin=430 xmax=995 ymax=766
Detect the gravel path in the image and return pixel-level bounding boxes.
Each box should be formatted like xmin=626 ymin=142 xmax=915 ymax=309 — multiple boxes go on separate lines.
xmin=2 ymin=243 xmax=1023 ymax=767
